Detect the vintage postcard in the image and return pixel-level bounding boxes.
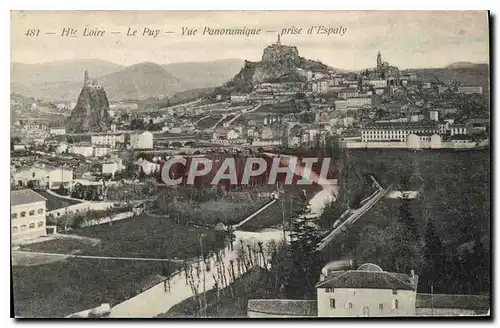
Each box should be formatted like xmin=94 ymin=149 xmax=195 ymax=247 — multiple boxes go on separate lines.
xmin=10 ymin=11 xmax=490 ymax=318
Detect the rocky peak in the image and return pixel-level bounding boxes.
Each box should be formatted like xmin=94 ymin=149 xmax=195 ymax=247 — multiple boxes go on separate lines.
xmin=67 ymin=71 xmax=111 ymax=133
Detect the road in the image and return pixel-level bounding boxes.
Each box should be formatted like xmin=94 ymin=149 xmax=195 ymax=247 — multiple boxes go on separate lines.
xmin=317 ymin=182 xmax=389 ymax=251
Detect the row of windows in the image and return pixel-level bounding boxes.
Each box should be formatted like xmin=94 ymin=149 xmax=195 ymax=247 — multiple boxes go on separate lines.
xmin=12 ymin=221 xmax=44 ymax=232
xmin=325 ymin=288 xmax=398 ymax=295
xmin=362 ymin=130 xmax=439 ymax=135
xmin=329 ymin=299 xmax=399 ymax=310
xmin=11 ymin=208 xmax=44 ymax=219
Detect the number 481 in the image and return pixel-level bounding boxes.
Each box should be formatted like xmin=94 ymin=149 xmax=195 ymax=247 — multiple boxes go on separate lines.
xmin=25 ymin=29 xmax=40 ymax=37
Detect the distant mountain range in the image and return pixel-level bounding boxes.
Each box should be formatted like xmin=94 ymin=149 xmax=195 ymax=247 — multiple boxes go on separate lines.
xmin=10 ymin=58 xmax=488 ymax=102
xmin=404 ymin=63 xmax=489 ymax=93
xmin=11 ymin=59 xmax=245 ymax=101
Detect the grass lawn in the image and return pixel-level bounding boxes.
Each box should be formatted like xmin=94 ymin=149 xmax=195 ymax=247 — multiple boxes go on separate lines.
xmin=19 ymin=237 xmax=98 ymax=254
xmin=36 ymin=190 xmax=82 ymax=211
xmin=12 ymin=215 xmax=227 ymax=318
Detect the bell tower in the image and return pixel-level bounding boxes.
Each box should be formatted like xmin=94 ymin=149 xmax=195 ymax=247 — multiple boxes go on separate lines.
xmin=276 ymin=34 xmax=281 ymax=46
xmin=84 ymin=70 xmax=89 ymax=85
xmin=376 ymin=51 xmax=382 ymax=70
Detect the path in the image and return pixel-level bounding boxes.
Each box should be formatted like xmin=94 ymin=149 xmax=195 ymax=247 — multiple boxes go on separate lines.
xmin=225 ymin=104 xmax=262 ymax=126
xmin=194 ymin=115 xmax=211 ymax=125
xmin=108 ymin=229 xmax=285 ymax=318
xmin=232 ymin=199 xmax=277 ymax=229
xmin=45 ymin=189 xmax=86 ymax=203
xmin=317 ymin=183 xmax=389 ymax=250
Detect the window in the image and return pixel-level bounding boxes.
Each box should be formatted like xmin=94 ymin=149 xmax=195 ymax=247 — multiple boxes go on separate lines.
xmin=20 ymin=225 xmax=27 ymax=231
xmin=29 ymin=223 xmax=35 ymax=229
xmin=392 ymin=299 xmax=399 ymax=310
xmin=392 ymin=289 xmax=398 ymax=295
xmin=11 ymin=213 xmax=17 ymax=219
xmin=29 ymin=210 xmax=35 ymax=216
xmin=12 ymin=226 xmax=18 ymax=233
xmin=325 ymin=288 xmax=334 ymax=293
xmin=329 ymin=299 xmax=336 ymax=309
xmin=379 ymin=304 xmax=384 ymax=310
xmin=20 ymin=212 xmax=26 ymax=218
xmin=361 ymin=306 xmax=370 ymax=317
xmin=38 ymin=221 xmax=44 ymax=228
xmin=349 ymin=303 xmax=353 ymax=309
xmin=37 ymin=209 xmax=44 ymax=214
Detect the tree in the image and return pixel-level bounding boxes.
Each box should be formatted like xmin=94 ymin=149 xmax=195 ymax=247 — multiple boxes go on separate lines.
xmin=282 ymin=200 xmax=325 ymax=299
xmin=422 ymin=218 xmax=445 ymax=292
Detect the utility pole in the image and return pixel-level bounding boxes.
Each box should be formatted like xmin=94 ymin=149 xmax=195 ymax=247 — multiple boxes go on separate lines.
xmin=200 ymin=233 xmax=206 ymax=317
xmin=280 ymin=197 xmax=286 ymax=243
xmin=431 ymin=282 xmax=434 ymax=316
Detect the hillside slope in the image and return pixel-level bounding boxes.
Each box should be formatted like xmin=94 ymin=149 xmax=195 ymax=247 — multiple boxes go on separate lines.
xmin=163 ymin=59 xmax=244 ymax=90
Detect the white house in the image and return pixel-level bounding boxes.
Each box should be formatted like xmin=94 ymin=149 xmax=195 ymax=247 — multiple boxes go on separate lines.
xmin=91 ymin=134 xmax=124 ymax=148
xmin=130 ymin=131 xmax=154 ymax=149
xmin=450 ymin=125 xmax=468 ymax=136
xmin=94 ymin=146 xmax=110 ymax=158
xmin=316 ymin=262 xmax=418 ymax=317
xmin=12 ymin=165 xmax=73 ymax=189
xmin=70 ymin=145 xmax=94 ymax=157
xmin=11 ymin=189 xmax=47 ymax=243
xmin=367 ymin=80 xmax=387 ymax=88
xmin=429 ymin=111 xmax=439 ymax=122
xmin=49 ymin=127 xmax=66 ymax=136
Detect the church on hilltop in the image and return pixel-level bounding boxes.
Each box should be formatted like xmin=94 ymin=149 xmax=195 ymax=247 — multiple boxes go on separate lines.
xmin=375 ymin=51 xmax=400 ymax=79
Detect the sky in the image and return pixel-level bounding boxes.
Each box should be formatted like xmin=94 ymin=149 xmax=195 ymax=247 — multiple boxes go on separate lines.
xmin=11 ymin=11 xmax=490 ymax=70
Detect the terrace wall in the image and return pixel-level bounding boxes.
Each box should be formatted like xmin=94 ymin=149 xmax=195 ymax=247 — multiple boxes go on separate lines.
xmin=47 ymin=201 xmax=115 ymax=218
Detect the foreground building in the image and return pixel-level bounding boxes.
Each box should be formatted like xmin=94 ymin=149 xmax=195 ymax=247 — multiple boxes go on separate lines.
xmin=315 ymin=263 xmax=418 ymax=317
xmin=11 ymin=189 xmax=47 ymax=243
xmin=248 ymin=261 xmax=489 ymax=317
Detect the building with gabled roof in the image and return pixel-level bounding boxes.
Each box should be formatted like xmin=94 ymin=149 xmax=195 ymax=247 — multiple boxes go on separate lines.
xmin=316 ymin=262 xmax=418 ymax=317
xmin=11 ymin=189 xmax=47 ymax=243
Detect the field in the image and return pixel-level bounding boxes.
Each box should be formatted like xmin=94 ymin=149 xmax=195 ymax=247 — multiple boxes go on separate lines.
xmin=36 ymin=190 xmax=82 ymax=211
xmin=12 ymin=215 xmax=227 ymax=318
xmin=19 ymin=236 xmax=98 ymax=254
xmin=196 ymin=115 xmax=222 ymax=129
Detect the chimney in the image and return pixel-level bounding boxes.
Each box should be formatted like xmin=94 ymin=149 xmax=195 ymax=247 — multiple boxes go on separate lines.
xmin=84 ymin=70 xmax=89 ymax=84
xmin=411 ymin=269 xmax=415 ymax=277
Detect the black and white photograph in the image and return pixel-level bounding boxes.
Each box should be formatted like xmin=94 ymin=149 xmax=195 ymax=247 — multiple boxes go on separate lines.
xmin=9 ymin=10 xmax=491 ymax=318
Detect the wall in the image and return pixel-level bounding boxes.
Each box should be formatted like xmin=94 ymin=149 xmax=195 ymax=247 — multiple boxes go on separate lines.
xmin=317 ymin=287 xmax=417 ymax=317
xmin=47 ymin=201 xmax=115 ymax=218
xmin=79 ymin=211 xmax=134 ymax=228
xmin=415 ymin=308 xmax=477 ymax=316
xmin=11 ymin=200 xmax=47 ymax=242
xmin=344 ymin=141 xmax=486 ymax=150
xmin=344 ymin=142 xmax=408 ymax=149
xmin=247 ymin=311 xmax=307 ymax=318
